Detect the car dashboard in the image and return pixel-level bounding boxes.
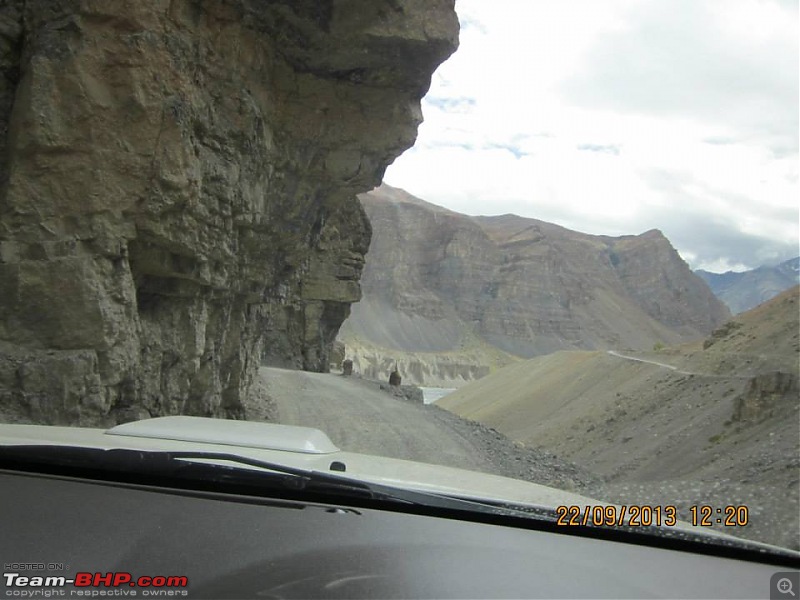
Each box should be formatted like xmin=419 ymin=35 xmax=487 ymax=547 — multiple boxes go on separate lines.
xmin=1 ymin=468 xmax=796 ymax=599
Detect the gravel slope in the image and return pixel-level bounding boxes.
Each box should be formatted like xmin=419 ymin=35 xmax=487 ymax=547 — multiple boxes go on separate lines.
xmin=437 ymin=290 xmax=800 ymax=550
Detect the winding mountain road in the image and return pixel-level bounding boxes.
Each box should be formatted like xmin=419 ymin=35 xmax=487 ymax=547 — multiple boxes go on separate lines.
xmin=606 ymin=350 xmax=689 ymax=373
xmin=605 ymin=350 xmax=752 ymax=379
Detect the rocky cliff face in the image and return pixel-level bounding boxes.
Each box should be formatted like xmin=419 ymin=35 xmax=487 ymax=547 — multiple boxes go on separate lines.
xmin=732 ymin=371 xmax=799 ymax=422
xmin=341 ymin=185 xmax=730 ymax=366
xmin=0 ymin=1 xmax=458 ymax=425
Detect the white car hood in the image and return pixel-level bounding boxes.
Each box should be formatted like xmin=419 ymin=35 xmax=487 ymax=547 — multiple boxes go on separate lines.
xmin=0 ymin=416 xmax=596 ymax=508
xmin=0 ymin=416 xmax=789 ymax=554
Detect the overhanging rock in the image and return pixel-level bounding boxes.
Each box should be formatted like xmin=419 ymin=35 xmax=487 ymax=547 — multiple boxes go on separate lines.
xmin=0 ymin=0 xmax=458 ymax=425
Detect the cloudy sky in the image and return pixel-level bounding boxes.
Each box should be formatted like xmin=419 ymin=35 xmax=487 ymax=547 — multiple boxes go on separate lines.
xmin=383 ymin=0 xmax=799 ymax=273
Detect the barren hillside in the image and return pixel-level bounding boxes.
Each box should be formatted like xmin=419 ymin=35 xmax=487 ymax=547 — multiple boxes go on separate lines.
xmin=439 ymin=287 xmax=800 ymax=549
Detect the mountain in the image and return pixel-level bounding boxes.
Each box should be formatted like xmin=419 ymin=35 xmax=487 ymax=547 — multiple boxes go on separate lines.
xmin=338 ymin=185 xmax=730 ymax=384
xmin=696 ymin=258 xmax=800 ymax=314
xmin=439 ymin=286 xmax=800 ymax=549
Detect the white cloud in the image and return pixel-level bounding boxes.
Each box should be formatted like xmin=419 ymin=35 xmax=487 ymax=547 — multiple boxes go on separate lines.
xmin=384 ymin=0 xmax=799 ymax=272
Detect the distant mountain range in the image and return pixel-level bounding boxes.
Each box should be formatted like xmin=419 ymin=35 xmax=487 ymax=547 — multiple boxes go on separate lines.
xmin=696 ymin=258 xmax=800 ymax=314
xmin=338 ymin=185 xmax=730 ymax=383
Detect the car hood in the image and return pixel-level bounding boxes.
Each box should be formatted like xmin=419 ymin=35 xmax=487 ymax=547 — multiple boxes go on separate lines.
xmin=0 ymin=416 xmax=596 ymax=508
xmin=0 ymin=416 xmax=791 ymax=555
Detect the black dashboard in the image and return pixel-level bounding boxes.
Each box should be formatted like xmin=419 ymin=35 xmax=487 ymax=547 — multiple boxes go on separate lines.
xmin=1 ymin=470 xmax=796 ymax=599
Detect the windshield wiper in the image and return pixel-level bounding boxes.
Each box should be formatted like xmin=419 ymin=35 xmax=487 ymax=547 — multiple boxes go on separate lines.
xmin=2 ymin=444 xmax=798 ymax=566
xmin=0 ymin=445 xmax=540 ymax=519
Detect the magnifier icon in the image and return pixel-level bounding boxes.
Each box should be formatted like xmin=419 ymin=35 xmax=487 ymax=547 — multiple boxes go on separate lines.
xmin=778 ymin=578 xmax=796 ymax=597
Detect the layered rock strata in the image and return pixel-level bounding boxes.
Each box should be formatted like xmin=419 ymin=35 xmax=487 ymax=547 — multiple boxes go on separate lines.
xmin=0 ymin=0 xmax=458 ymax=425
xmin=342 ymin=184 xmax=730 ymax=362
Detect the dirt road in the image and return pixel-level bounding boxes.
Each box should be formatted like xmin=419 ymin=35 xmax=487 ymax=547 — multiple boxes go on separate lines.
xmin=259 ymin=367 xmax=496 ymax=472
xmin=606 ymin=350 xmax=750 ymax=379
xmin=606 ymin=350 xmax=688 ymax=373
xmin=251 ymin=367 xmax=597 ymax=490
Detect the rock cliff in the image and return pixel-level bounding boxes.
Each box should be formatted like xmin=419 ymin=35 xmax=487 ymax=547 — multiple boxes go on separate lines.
xmin=0 ymin=1 xmax=458 ymax=425
xmin=340 ymin=184 xmax=729 ymax=374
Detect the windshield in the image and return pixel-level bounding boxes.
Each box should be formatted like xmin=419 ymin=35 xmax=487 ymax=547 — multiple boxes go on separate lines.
xmin=0 ymin=0 xmax=797 ymax=563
